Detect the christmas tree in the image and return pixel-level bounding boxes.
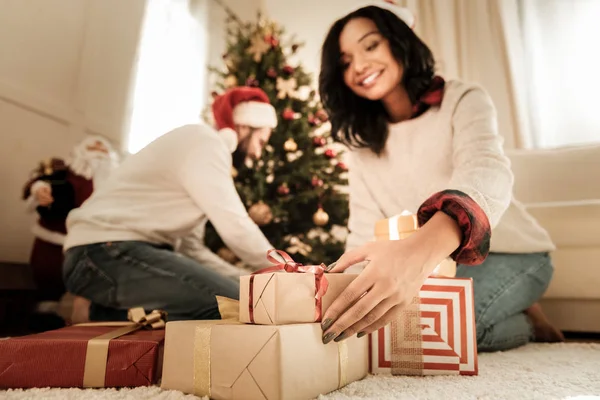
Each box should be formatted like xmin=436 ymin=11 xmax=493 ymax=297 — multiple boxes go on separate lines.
xmin=203 ymin=4 xmax=349 ymax=266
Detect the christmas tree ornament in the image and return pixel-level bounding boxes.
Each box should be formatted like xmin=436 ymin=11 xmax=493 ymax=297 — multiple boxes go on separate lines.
xmin=312 ymin=136 xmax=326 ymax=147
xmin=315 ymin=109 xmax=329 ymax=122
xmin=283 ymin=138 xmax=298 ymax=152
xmin=245 ymin=76 xmax=259 ymax=87
xmin=224 ymin=75 xmax=238 ymax=88
xmin=265 ymin=34 xmax=279 ymax=47
xmin=248 ymin=201 xmax=273 ymax=226
xmin=276 ymin=77 xmax=298 ymax=99
xmin=286 ymin=236 xmax=313 ymax=256
xmin=311 ymin=175 xmax=324 ymax=187
xmin=283 ymin=65 xmax=295 ymax=75
xmin=336 ymin=161 xmax=348 ymax=171
xmin=308 ymin=114 xmax=319 ymax=126
xmin=266 ymin=174 xmax=274 ymax=183
xmin=277 ymin=183 xmax=290 ymax=196
xmin=267 ymin=67 xmax=278 ymax=78
xmin=313 ymin=207 xmax=329 ymax=226
xmin=282 ymin=108 xmax=296 ymax=121
xmin=324 ymin=148 xmax=337 ymax=159
xmin=247 ymin=33 xmax=271 ymax=62
xmin=217 ymin=247 xmax=239 ymax=264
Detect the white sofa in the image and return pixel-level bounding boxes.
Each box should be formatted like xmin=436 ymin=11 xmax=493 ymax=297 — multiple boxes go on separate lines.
xmin=507 ymin=144 xmax=600 ymax=333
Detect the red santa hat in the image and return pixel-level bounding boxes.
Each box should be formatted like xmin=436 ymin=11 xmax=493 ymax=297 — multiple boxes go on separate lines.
xmin=348 ymin=0 xmax=415 ymax=29
xmin=212 ymin=87 xmax=278 ymax=152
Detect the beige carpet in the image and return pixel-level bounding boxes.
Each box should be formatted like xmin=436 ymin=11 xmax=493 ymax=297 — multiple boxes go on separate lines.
xmin=1 ymin=343 xmax=599 ymax=400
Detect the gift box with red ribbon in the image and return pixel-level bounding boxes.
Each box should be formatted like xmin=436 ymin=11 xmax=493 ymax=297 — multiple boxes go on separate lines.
xmin=239 ymin=249 xmax=357 ymax=325
xmin=0 ymin=309 xmax=166 ymax=389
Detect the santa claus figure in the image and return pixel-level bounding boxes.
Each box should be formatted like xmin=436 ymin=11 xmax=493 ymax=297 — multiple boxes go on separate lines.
xmin=22 ymin=135 xmax=119 ymax=306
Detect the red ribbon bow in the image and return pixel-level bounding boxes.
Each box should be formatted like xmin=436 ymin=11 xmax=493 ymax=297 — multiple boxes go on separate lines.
xmin=248 ymin=249 xmax=330 ymax=323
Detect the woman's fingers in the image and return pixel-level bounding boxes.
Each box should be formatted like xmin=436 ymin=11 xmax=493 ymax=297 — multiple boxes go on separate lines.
xmin=326 ymin=243 xmax=373 ymax=273
xmin=334 ymin=297 xmax=398 ymax=342
xmin=321 ymin=273 xmax=375 ymax=343
xmin=356 ymin=303 xmax=403 ymax=338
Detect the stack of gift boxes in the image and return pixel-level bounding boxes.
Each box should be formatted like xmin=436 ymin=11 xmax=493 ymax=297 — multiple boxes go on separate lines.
xmin=0 ymin=212 xmax=477 ymax=398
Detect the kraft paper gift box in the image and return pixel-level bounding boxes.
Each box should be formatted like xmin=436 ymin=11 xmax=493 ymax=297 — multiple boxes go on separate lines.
xmin=0 ymin=309 xmax=165 ymax=389
xmin=239 ymin=249 xmax=358 ymax=325
xmin=161 ymin=297 xmax=369 ymax=400
xmin=374 ymin=211 xmax=457 ymax=278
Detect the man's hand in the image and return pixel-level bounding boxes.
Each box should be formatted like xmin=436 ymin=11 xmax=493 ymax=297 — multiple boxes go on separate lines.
xmin=34 ymin=185 xmax=54 ymax=206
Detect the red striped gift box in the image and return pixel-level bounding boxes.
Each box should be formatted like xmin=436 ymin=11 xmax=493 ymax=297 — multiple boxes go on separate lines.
xmin=369 ymin=277 xmax=478 ymax=376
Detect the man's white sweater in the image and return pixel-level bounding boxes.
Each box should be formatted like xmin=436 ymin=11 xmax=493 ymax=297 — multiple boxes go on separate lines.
xmin=63 ymin=124 xmax=273 ymax=270
xmin=345 ymin=80 xmax=555 ymax=254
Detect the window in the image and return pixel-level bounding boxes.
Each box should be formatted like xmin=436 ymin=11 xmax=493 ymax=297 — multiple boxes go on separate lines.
xmin=127 ymin=0 xmax=208 ymax=154
xmin=520 ymin=0 xmax=600 ymax=148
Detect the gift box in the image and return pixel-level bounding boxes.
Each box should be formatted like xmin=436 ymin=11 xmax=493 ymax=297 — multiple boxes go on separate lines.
xmin=161 ymin=298 xmax=369 ymax=400
xmin=375 ymin=211 xmax=457 ymax=277
xmin=370 ymin=277 xmax=478 ymax=376
xmin=0 ymin=309 xmax=165 ymax=388
xmin=239 ymin=249 xmax=358 ymax=325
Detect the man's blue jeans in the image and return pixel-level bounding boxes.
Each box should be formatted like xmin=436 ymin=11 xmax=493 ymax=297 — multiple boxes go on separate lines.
xmin=456 ymin=252 xmax=554 ymax=352
xmin=63 ymin=241 xmax=239 ymax=321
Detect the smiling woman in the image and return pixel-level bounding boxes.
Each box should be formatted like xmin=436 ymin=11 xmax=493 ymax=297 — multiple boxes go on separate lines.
xmin=320 ymin=5 xmax=436 ymax=155
xmin=318 ymin=1 xmax=562 ymax=353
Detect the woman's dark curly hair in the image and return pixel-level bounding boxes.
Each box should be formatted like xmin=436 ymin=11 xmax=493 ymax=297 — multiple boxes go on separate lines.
xmin=319 ymin=6 xmax=436 ymax=155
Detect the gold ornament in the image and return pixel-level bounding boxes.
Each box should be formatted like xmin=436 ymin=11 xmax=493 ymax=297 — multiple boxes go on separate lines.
xmin=283 ymin=138 xmax=298 ymax=152
xmin=313 ymin=207 xmax=329 ymax=226
xmin=286 ymin=236 xmax=313 ymax=256
xmin=224 ymin=75 xmax=238 ymax=88
xmin=217 ymin=247 xmax=239 ymax=264
xmin=247 ymin=34 xmax=271 ymax=62
xmin=276 ymin=77 xmax=298 ymax=99
xmin=248 ymin=201 xmax=273 ymax=226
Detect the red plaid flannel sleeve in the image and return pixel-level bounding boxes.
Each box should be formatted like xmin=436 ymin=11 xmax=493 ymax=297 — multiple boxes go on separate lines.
xmin=417 ymin=189 xmax=491 ymax=266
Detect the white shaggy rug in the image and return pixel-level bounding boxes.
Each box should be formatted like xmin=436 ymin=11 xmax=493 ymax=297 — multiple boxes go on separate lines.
xmin=2 ymin=343 xmax=599 ymax=400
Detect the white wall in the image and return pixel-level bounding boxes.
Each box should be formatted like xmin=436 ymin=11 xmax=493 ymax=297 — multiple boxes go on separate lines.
xmin=0 ymin=0 xmax=146 ymax=263
xmin=0 ymin=0 xmax=259 ymax=264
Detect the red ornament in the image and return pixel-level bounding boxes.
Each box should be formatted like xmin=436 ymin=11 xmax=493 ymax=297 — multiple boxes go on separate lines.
xmin=245 ymin=77 xmax=259 ymax=87
xmin=277 ymin=183 xmax=290 ymax=195
xmin=315 ymin=109 xmax=329 ymax=122
xmin=283 ymin=65 xmax=295 ymax=75
xmin=324 ymin=149 xmax=337 ymax=159
xmin=312 ymin=137 xmax=326 ymax=147
xmin=336 ymin=161 xmax=348 ymax=171
xmin=265 ymin=34 xmax=279 ymax=47
xmin=308 ymin=114 xmax=319 ymax=126
xmin=282 ymin=108 xmax=296 ymax=121
xmin=311 ymin=176 xmax=324 ymax=188
xmin=267 ymin=68 xmax=277 ymax=78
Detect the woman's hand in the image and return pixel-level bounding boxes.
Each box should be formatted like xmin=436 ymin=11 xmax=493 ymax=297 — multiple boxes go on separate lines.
xmin=321 ymin=211 xmax=462 ymax=344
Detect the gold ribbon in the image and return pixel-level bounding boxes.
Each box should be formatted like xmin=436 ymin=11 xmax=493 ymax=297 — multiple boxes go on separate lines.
xmin=193 ymin=297 xmax=242 ymax=397
xmin=77 ymin=308 xmax=167 ymax=388
xmin=337 ymin=341 xmax=348 ymax=388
